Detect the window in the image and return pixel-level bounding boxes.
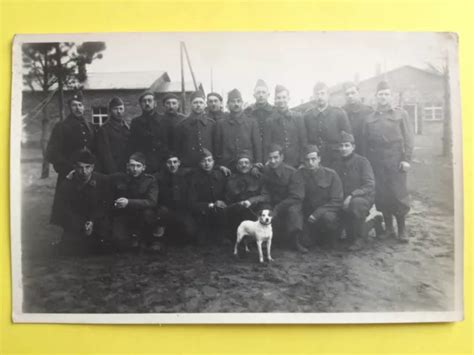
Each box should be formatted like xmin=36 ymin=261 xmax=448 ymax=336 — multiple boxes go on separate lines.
xmin=92 ymin=107 xmax=108 ymax=126
xmin=423 ymin=105 xmax=443 ymax=121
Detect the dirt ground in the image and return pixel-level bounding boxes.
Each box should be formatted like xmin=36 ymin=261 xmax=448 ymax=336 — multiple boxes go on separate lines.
xmin=19 ymin=135 xmax=456 ymax=313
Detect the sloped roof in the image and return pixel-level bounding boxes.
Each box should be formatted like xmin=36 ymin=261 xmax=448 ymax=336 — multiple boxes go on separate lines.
xmin=153 ymin=80 xmax=204 ymax=93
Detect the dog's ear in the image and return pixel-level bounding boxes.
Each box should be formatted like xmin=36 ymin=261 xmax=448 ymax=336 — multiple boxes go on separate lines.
xmin=258 ymin=204 xmax=273 ymax=216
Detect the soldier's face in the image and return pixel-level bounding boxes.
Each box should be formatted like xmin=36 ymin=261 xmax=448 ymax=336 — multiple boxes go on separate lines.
xmin=268 ymin=151 xmax=284 ymax=169
xmin=274 ymin=90 xmax=290 ymax=110
xmin=70 ymin=100 xmax=84 ymax=118
xmin=228 ymin=98 xmax=243 ymax=113
xmin=345 ymin=86 xmax=361 ymax=105
xmin=236 ymin=158 xmax=252 ymax=174
xmin=127 ymin=159 xmax=146 ymax=178
xmin=339 ymin=142 xmax=355 ymax=157
xmin=304 ymin=152 xmax=321 ymax=170
xmin=110 ymin=105 xmax=124 ymax=120
xmin=207 ymin=96 xmax=222 ymax=112
xmin=376 ymin=89 xmax=392 ymax=106
xmin=164 ymin=99 xmax=180 ymax=113
xmin=314 ymin=89 xmax=329 ymax=107
xmin=140 ymin=95 xmax=156 ymax=113
xmin=199 ymin=156 xmax=214 ymax=172
xmin=191 ymin=98 xmax=206 ymax=114
xmin=254 ymin=86 xmax=270 ymax=104
xmin=166 ymin=157 xmax=181 ymax=174
xmin=75 ymin=162 xmax=94 ymax=182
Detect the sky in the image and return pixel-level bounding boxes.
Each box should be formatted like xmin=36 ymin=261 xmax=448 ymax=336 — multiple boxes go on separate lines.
xmin=79 ymin=32 xmax=455 ymax=106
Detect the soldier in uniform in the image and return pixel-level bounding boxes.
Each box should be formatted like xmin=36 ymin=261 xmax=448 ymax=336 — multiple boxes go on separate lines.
xmin=188 ymin=149 xmax=228 ymax=244
xmin=244 ymin=79 xmax=274 ymax=140
xmin=295 ymin=145 xmax=344 ymax=248
xmin=174 ymin=91 xmax=217 ymax=168
xmin=206 ymin=92 xmax=226 ymax=122
xmin=342 ymin=82 xmax=374 ymax=156
xmin=225 ymin=150 xmax=265 ymax=232
xmin=162 ymin=93 xmax=186 ymax=149
xmin=154 ymin=152 xmax=196 ymax=245
xmin=110 ymin=152 xmax=159 ymax=250
xmin=130 ymin=91 xmax=169 ymax=173
xmin=215 ymin=88 xmax=262 ymax=170
xmin=361 ymin=81 xmax=414 ymax=242
xmin=303 ymin=82 xmax=352 ymax=165
xmin=254 ymin=144 xmax=307 ymax=252
xmin=95 ymin=96 xmax=131 ymax=174
xmin=53 ymin=149 xmax=111 ymax=255
xmin=46 ymin=90 xmax=95 ymax=225
xmin=329 ymin=132 xmax=375 ymax=243
xmin=263 ymin=85 xmax=307 ymax=167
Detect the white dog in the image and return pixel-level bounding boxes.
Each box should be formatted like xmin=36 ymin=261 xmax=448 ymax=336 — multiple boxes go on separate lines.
xmin=233 ymin=209 xmax=273 ymax=263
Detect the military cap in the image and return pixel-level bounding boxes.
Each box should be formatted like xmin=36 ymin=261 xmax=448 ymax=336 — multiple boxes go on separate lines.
xmin=198 ymin=148 xmax=213 ymax=161
xmin=108 ymin=96 xmax=124 ymax=110
xmin=207 ymin=92 xmax=223 ymax=102
xmin=313 ymin=82 xmax=329 ymax=92
xmin=190 ymin=91 xmax=206 ymax=103
xmin=303 ymin=144 xmax=320 ymax=156
xmin=68 ymin=90 xmax=84 ymax=104
xmin=139 ymin=91 xmax=155 ymax=103
xmin=236 ymin=149 xmax=253 ymax=162
xmin=227 ymin=88 xmax=242 ymax=101
xmin=129 ymin=152 xmax=147 ymax=165
xmin=339 ymin=131 xmax=355 ymax=143
xmin=254 ymin=79 xmax=268 ymax=89
xmin=376 ymin=80 xmax=391 ymax=92
xmin=268 ymin=143 xmax=284 ymax=155
xmin=164 ymin=151 xmax=180 ymax=161
xmin=275 ymin=84 xmax=289 ymax=95
xmin=71 ymin=148 xmax=96 ymax=165
xmin=342 ymin=81 xmax=359 ymax=91
xmin=162 ymin=93 xmax=180 ymax=104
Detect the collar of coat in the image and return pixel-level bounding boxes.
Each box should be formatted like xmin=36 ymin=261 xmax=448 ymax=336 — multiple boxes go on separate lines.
xmin=188 ymin=112 xmax=209 ymax=126
xmin=66 ymin=114 xmax=94 ymax=133
xmin=344 ymin=102 xmax=366 ymax=113
xmin=228 ymin=111 xmax=246 ymax=124
xmin=197 ymin=168 xmax=222 ymax=180
xmin=250 ymin=102 xmax=273 ymax=113
xmin=302 ymin=166 xmax=332 ymax=187
xmin=275 ymin=108 xmax=293 ymax=121
xmin=269 ymin=162 xmax=292 ymax=179
xmin=72 ymin=171 xmax=98 ymax=188
xmin=108 ymin=117 xmax=130 ymax=130
xmin=367 ymin=105 xmax=403 ymax=123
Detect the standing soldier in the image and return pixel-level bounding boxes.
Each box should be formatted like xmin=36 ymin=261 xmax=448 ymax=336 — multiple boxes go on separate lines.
xmin=329 ymin=132 xmax=375 ymax=244
xmin=303 ymin=82 xmax=352 ymax=165
xmin=174 ymin=91 xmax=216 ymax=168
xmin=95 ymin=96 xmax=131 ymax=174
xmin=215 ymin=88 xmax=262 ymax=170
xmin=342 ymin=82 xmax=374 ymax=156
xmin=263 ymin=85 xmax=307 ymax=167
xmin=161 ymin=93 xmax=186 ymax=149
xmin=361 ymin=81 xmax=414 ymax=242
xmin=130 ymin=91 xmax=169 ymax=173
xmin=46 ymin=90 xmax=95 ymax=225
xmin=206 ymin=92 xmax=226 ymax=122
xmin=295 ymin=145 xmax=344 ymax=248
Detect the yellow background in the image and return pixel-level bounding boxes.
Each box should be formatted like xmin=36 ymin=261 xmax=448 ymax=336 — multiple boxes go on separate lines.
xmin=0 ymin=0 xmax=472 ymax=354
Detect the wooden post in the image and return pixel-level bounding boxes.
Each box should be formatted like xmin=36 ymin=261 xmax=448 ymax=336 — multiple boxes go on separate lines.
xmin=180 ymin=42 xmax=186 ymax=114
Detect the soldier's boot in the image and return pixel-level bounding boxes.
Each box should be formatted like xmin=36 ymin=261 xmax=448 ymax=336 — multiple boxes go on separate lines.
xmin=396 ymin=215 xmax=409 ymax=243
xmin=293 ymin=231 xmax=309 ymax=254
xmin=382 ymin=213 xmax=396 ymax=238
xmin=373 ymin=215 xmax=385 ymax=237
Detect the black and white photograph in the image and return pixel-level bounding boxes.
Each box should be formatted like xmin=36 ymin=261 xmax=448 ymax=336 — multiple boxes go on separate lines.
xmin=10 ymin=32 xmax=463 ymax=323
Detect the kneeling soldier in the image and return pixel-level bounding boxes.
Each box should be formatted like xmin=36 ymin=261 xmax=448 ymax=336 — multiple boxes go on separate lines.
xmin=295 ymin=145 xmax=344 ymax=248
xmin=155 ymin=152 xmax=196 ymax=245
xmin=188 ymin=148 xmax=228 ymax=244
xmin=111 ymin=152 xmax=159 ymax=251
xmin=329 ymin=132 xmax=375 ymax=243
xmin=54 ymin=149 xmax=111 ymax=255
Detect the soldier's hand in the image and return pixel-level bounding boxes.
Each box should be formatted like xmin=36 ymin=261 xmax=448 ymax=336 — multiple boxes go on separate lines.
xmin=254 ymin=163 xmax=264 ymax=169
xmin=343 ymin=196 xmax=352 ymax=210
xmin=250 ymin=166 xmax=262 ymax=178
xmin=219 ymin=165 xmax=232 ymax=176
xmin=240 ymin=200 xmax=251 ymax=208
xmin=215 ymin=200 xmax=227 ymax=209
xmin=66 ymin=170 xmax=76 ymax=180
xmin=399 ymin=161 xmax=410 ymax=172
xmin=114 ymin=197 xmax=129 ymax=208
xmin=84 ymin=221 xmax=94 ymax=236
xmin=308 ymin=215 xmax=317 ymax=224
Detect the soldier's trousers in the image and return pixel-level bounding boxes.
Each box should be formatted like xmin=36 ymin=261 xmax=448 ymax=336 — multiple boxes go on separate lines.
xmin=303 ymin=210 xmax=342 ymax=245
xmin=156 ymin=206 xmax=197 ymax=244
xmin=272 ymin=204 xmax=303 ymax=245
xmin=226 ymin=204 xmax=257 ymax=236
xmin=194 ymin=207 xmax=229 ymax=243
xmin=342 ymin=196 xmax=372 ymax=239
xmin=112 ymin=208 xmax=156 ymax=246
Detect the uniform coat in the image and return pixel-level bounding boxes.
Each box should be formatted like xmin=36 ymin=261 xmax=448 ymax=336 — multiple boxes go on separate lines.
xmin=46 ymin=114 xmax=96 ymax=225
xmin=130 ymin=110 xmax=170 ymax=173
xmin=361 ymin=106 xmax=414 ymax=216
xmin=174 ymin=113 xmax=216 ymax=168
xmin=95 ymin=118 xmax=131 ymax=174
xmin=343 ymin=103 xmax=374 ymax=156
xmin=206 ymin=109 xmax=226 ymax=122
xmin=245 ymin=102 xmax=274 ymax=160
xmin=303 ymin=105 xmax=352 ymax=164
xmin=215 ymin=111 xmax=262 ymax=168
xmin=162 ymin=111 xmax=186 ymax=150
xmin=263 ymin=109 xmax=307 ymax=167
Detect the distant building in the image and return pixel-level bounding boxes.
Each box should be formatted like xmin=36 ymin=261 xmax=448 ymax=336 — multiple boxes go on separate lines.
xmin=22 ymin=71 xmax=203 ymax=144
xmin=294 ymin=65 xmax=445 ymax=136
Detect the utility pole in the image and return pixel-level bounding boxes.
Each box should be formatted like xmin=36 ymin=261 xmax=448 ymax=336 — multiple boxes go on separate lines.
xmin=180 ymin=42 xmax=186 ymax=114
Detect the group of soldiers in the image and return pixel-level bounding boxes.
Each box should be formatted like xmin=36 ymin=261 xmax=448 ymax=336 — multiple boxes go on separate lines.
xmin=45 ymin=78 xmax=414 ymax=255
